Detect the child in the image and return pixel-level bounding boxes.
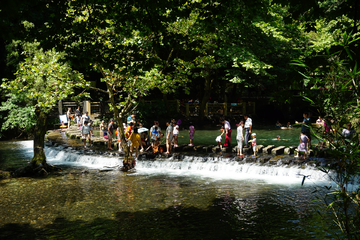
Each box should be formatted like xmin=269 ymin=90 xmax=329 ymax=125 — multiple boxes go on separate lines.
xmin=295 ymin=131 xmax=309 ymax=159
xmin=287 ymin=122 xmax=292 ymax=128
xmin=81 ymin=121 xmax=92 ymax=149
xmin=89 ymin=120 xmax=94 ymax=136
xmin=129 ymin=127 xmax=141 ymax=158
xmin=151 ymin=126 xmax=159 ymax=149
xmin=251 ymin=133 xmax=257 ymax=157
xmin=236 ymin=121 xmax=244 ymax=157
xmin=189 ymin=122 xmax=195 ymax=146
xmin=60 ymin=121 xmax=67 ymax=129
xmin=173 ymin=122 xmax=179 ymax=147
xmin=100 ymin=120 xmax=105 ymax=132
xmin=215 ymin=135 xmax=222 ymax=149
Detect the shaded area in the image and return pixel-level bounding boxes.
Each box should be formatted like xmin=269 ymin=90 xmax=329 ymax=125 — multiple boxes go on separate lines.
xmin=0 ymin=195 xmax=335 ymax=240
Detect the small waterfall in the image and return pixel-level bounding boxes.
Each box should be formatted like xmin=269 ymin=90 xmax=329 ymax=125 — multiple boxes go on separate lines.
xmin=45 ymin=146 xmax=330 ymax=184
xmin=136 ymin=156 xmax=329 ymax=183
xmin=46 ymin=147 xmax=122 ymax=168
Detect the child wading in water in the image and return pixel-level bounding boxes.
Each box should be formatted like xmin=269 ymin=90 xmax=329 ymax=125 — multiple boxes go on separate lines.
xmin=295 ymin=131 xmax=309 ymax=159
xmin=81 ymin=121 xmax=92 ymax=149
xmin=251 ymin=133 xmax=257 ymax=157
xmin=189 ymin=123 xmax=195 ymax=146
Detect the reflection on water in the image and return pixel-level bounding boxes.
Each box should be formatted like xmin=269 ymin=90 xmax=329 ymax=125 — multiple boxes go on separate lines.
xmin=0 ymin=141 xmax=336 ymax=239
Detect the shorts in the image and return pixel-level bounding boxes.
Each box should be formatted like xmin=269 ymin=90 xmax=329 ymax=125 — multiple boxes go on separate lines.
xmin=82 ymin=134 xmax=90 ymax=139
xmin=237 ymin=139 xmax=243 ymax=149
xmin=173 ymin=134 xmax=178 ymax=137
xmin=151 ymin=139 xmax=157 ymax=143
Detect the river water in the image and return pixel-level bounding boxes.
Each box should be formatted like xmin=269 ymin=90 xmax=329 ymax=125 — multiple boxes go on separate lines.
xmin=0 ymin=140 xmax=339 ymax=239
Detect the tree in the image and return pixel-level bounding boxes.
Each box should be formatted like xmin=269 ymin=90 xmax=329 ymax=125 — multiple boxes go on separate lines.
xmin=45 ymin=0 xmax=190 ymax=170
xmin=166 ymin=0 xmax=305 ymax=119
xmin=294 ymin=31 xmax=360 ymax=239
xmin=1 ymin=40 xmax=85 ymax=167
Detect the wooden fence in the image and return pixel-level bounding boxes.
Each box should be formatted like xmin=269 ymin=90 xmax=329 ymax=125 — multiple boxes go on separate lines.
xmin=57 ymin=100 xmax=255 ymax=117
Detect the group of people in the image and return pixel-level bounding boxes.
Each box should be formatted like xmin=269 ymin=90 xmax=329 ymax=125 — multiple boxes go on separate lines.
xmin=66 ymin=107 xmax=356 ymax=159
xmin=66 ymin=107 xmax=94 ymax=149
xmin=215 ymin=114 xmax=256 ymax=157
xmin=98 ymin=114 xmax=184 ymax=158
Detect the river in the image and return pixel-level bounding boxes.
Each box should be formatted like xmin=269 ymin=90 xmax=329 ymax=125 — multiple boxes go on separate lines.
xmin=0 ymin=140 xmax=339 ymax=239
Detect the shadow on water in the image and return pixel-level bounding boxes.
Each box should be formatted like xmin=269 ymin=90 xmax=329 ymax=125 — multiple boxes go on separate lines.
xmin=0 ymin=194 xmax=334 ymax=240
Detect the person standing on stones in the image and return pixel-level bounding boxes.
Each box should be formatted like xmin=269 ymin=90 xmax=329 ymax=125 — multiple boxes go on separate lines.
xmin=75 ymin=106 xmax=81 ymax=127
xmin=81 ymin=121 xmax=92 ymax=149
xmin=66 ymin=107 xmax=72 ymax=128
xmin=295 ymin=112 xmax=311 ymax=147
xmin=220 ymin=118 xmax=231 ymax=147
xmin=150 ymin=121 xmax=161 ymax=142
xmin=244 ymin=114 xmax=252 ymax=148
xmin=165 ymin=121 xmax=173 ymax=154
xmin=236 ymin=121 xmax=244 ymax=157
xmin=81 ymin=111 xmax=90 ymax=127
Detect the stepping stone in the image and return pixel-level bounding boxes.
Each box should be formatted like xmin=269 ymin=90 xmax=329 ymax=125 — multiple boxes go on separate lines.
xmin=256 ymin=145 xmax=264 ymax=153
xmin=280 ymin=156 xmax=293 ymax=164
xmin=202 ymin=145 xmax=214 ymax=152
xmin=194 ymin=145 xmax=205 ymax=151
xmin=268 ymin=155 xmax=282 ymax=165
xmin=258 ymin=155 xmax=271 ymax=164
xmin=234 ymin=156 xmax=245 ymax=161
xmin=262 ymin=145 xmax=275 ymax=154
xmin=284 ymin=146 xmax=296 ymax=155
xmin=212 ymin=146 xmax=222 ymax=152
xmin=271 ymin=146 xmax=286 ymax=155
xmin=183 ymin=145 xmax=195 ymax=152
xmin=221 ymin=147 xmax=232 ymax=153
xmin=243 ymin=146 xmax=253 ymax=154
xmin=244 ymin=156 xmax=257 ymax=163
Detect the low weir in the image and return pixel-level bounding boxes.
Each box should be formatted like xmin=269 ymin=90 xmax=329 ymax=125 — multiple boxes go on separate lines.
xmin=45 ymin=129 xmax=332 ymax=184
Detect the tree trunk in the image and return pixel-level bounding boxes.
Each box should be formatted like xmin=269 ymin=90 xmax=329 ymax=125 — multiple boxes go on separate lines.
xmin=31 ymin=110 xmax=48 ymax=166
xmin=106 ymin=82 xmax=134 ymax=171
xmin=199 ymin=70 xmax=213 ymax=120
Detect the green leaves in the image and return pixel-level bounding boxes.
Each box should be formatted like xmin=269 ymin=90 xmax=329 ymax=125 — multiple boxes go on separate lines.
xmin=1 ymin=40 xmax=85 ymax=132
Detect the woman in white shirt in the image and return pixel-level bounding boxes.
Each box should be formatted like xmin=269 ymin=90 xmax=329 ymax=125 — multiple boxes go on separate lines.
xmin=236 ymin=121 xmax=244 ymax=156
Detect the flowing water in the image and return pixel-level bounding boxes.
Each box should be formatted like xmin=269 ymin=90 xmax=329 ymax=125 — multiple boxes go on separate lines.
xmin=0 ymin=140 xmax=339 ymax=239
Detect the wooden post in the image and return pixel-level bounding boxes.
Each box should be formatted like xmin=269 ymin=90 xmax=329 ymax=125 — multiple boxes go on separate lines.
xmin=205 ymin=102 xmax=209 ymax=116
xmin=176 ymin=100 xmax=180 ymax=113
xmin=84 ymin=101 xmax=91 ymax=114
xmin=58 ymin=100 xmax=63 ymax=115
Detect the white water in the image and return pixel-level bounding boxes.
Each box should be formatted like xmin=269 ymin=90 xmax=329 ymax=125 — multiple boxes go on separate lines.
xmin=45 ymin=146 xmax=330 ymax=185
